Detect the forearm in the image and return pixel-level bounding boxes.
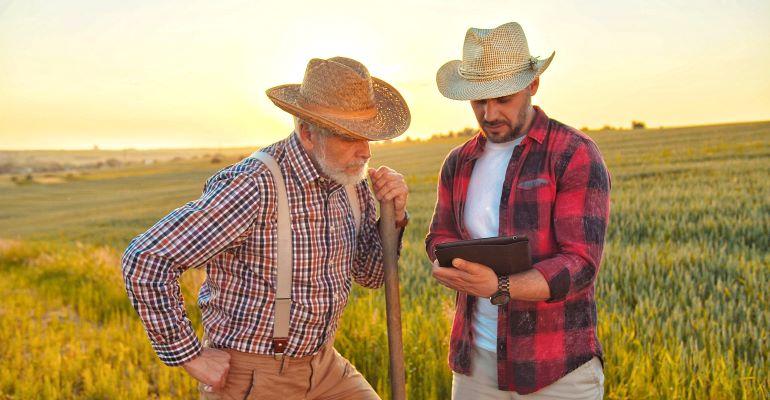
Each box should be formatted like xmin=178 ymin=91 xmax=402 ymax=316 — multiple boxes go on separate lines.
xmin=508 ymin=268 xmax=550 ymax=301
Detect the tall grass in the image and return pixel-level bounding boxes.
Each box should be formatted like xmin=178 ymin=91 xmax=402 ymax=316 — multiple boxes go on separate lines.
xmin=0 ymin=121 xmax=768 ymax=399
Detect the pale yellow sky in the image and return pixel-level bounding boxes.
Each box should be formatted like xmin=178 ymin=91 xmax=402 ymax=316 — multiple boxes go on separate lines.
xmin=1 ymin=0 xmax=769 ymax=150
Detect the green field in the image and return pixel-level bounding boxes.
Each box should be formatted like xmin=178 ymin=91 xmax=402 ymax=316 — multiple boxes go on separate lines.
xmin=1 ymin=121 xmax=768 ymax=399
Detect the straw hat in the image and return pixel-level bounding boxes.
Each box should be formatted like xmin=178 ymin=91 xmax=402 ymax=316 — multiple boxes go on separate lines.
xmin=266 ymin=57 xmax=410 ymax=141
xmin=436 ymin=22 xmax=555 ymax=101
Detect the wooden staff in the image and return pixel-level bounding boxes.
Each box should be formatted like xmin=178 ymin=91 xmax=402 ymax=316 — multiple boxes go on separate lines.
xmin=378 ymin=200 xmax=406 ymax=400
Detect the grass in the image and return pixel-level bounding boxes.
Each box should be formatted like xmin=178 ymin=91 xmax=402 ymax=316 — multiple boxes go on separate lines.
xmin=0 ymin=120 xmax=768 ymax=399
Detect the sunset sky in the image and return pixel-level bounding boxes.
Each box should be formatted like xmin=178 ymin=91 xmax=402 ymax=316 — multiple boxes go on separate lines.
xmin=1 ymin=0 xmax=769 ymax=150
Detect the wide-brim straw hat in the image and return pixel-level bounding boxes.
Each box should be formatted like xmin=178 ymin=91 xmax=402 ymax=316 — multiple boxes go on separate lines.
xmin=267 ymin=57 xmax=410 ymax=141
xmin=437 ymin=22 xmax=555 ymax=101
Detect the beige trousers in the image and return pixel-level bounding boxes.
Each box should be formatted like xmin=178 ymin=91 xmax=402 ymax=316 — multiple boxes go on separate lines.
xmin=199 ymin=340 xmax=380 ymax=400
xmin=452 ymin=347 xmax=604 ymax=400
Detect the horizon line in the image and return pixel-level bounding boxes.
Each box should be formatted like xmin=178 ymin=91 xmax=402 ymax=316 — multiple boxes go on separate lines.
xmin=1 ymin=118 xmax=768 ymax=152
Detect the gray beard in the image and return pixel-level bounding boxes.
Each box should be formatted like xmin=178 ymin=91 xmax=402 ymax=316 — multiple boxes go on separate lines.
xmin=312 ymin=143 xmax=368 ymax=186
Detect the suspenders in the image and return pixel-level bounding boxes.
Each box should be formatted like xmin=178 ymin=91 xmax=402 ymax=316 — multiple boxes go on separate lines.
xmin=250 ymin=151 xmax=360 ymax=359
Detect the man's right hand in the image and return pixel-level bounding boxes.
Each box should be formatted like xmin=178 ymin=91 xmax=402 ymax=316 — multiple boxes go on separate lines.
xmin=182 ymin=348 xmax=231 ymax=391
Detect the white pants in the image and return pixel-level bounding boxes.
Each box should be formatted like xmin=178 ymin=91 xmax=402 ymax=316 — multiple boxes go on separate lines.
xmin=452 ymin=347 xmax=604 ymax=400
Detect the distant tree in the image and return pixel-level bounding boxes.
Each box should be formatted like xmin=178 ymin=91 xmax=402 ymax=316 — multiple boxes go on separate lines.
xmin=632 ymin=120 xmax=646 ymax=130
xmin=580 ymin=126 xmax=590 ymax=132
xmin=459 ymin=127 xmax=476 ymax=137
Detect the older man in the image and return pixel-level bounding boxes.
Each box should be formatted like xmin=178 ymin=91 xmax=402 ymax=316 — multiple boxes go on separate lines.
xmin=427 ymin=23 xmax=611 ymax=399
xmin=122 ymin=56 xmax=410 ymax=399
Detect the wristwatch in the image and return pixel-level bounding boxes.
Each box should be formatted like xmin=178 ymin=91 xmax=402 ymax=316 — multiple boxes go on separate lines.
xmin=489 ymin=275 xmax=510 ymax=306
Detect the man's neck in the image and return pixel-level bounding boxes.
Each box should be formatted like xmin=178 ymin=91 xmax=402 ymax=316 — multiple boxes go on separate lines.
xmin=518 ymin=106 xmax=536 ymax=139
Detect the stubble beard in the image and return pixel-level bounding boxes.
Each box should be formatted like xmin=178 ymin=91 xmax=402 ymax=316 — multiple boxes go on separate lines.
xmin=483 ymin=95 xmax=531 ymax=144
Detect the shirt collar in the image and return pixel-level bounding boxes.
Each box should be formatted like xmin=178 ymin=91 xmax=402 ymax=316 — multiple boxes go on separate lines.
xmin=526 ymin=106 xmax=549 ymax=144
xmin=284 ymin=132 xmax=323 ymax=188
xmin=465 ymin=106 xmax=549 ymax=160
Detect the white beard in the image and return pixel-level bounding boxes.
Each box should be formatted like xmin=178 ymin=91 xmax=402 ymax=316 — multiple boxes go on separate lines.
xmin=312 ymin=142 xmax=368 ymax=186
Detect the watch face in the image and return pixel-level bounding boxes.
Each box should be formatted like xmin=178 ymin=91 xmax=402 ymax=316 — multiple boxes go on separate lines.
xmin=490 ymin=291 xmax=510 ymax=306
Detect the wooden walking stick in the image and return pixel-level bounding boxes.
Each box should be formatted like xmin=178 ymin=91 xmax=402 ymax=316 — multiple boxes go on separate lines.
xmin=379 ymin=199 xmax=406 ymax=400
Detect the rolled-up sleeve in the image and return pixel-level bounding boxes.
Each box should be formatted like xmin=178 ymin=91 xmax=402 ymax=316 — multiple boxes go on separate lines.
xmin=121 ymin=172 xmax=261 ymax=366
xmin=532 ymin=141 xmax=611 ymax=302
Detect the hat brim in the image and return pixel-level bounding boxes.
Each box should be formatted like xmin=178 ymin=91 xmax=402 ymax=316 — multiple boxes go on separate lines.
xmin=266 ymin=77 xmax=410 ymax=141
xmin=436 ymin=51 xmax=555 ymax=101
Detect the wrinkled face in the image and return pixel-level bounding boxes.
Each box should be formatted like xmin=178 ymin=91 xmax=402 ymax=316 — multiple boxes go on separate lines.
xmin=300 ymin=125 xmax=371 ymax=185
xmin=470 ymin=79 xmax=539 ymax=143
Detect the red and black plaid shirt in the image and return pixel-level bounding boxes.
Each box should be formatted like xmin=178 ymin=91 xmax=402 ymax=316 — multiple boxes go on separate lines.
xmin=425 ymin=106 xmax=611 ymax=394
xmin=122 ymin=133 xmax=391 ymax=366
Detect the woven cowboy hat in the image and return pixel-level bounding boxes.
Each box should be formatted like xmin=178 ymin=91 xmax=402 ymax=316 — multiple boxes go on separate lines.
xmin=436 ymin=22 xmax=555 ymax=101
xmin=266 ymin=57 xmax=410 ymax=141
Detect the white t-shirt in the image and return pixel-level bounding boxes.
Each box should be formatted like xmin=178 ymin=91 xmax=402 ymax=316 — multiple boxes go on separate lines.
xmin=463 ymin=135 xmax=524 ymax=352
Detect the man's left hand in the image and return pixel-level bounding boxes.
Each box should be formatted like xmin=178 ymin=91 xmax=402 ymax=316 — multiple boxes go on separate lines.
xmin=368 ymin=166 xmax=408 ymax=225
xmin=432 ymin=258 xmax=499 ymax=298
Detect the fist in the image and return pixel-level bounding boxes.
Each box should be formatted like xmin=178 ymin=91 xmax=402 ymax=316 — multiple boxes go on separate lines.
xmin=368 ymin=166 xmax=408 ymax=223
xmin=183 ymin=348 xmax=231 ymax=391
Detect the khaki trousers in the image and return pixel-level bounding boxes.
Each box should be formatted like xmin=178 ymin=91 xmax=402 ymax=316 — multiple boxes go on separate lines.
xmin=452 ymin=347 xmax=604 ymax=400
xmin=200 ymin=340 xmax=380 ymax=400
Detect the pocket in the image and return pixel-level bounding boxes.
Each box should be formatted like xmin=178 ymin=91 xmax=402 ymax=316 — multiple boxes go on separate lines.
xmin=575 ymin=357 xmax=604 ymax=399
xmin=243 ymin=370 xmax=257 ymax=400
xmin=564 ymin=358 xmax=602 ymax=388
xmin=517 ymin=178 xmax=551 ymax=190
xmin=590 ymin=357 xmax=605 ymax=388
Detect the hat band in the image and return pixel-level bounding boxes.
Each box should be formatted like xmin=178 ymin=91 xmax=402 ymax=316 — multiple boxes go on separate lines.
xmin=297 ymin=97 xmax=377 ymax=120
xmin=458 ymin=57 xmax=538 ymax=82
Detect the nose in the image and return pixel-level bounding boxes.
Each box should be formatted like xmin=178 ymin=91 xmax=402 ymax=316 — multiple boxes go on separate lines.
xmin=356 ymin=141 xmax=371 ymax=160
xmin=484 ymin=101 xmax=500 ymax=122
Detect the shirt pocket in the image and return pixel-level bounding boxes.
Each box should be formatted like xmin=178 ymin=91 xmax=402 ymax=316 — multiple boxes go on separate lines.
xmin=511 ymin=176 xmax=556 ymax=233
xmin=517 ymin=177 xmax=551 ymax=190
xmin=514 ymin=176 xmax=555 ymax=201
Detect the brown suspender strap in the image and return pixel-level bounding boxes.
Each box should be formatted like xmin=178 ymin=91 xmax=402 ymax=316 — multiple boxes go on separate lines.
xmin=251 ymin=151 xmax=360 ymax=360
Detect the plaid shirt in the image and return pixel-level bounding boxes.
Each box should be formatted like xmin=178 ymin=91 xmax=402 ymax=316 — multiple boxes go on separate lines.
xmin=425 ymin=107 xmax=611 ymax=394
xmin=122 ymin=133 xmax=390 ymax=366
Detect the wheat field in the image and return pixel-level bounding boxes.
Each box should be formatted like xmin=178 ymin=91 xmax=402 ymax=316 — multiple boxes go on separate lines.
xmin=0 ymin=121 xmax=768 ymax=399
